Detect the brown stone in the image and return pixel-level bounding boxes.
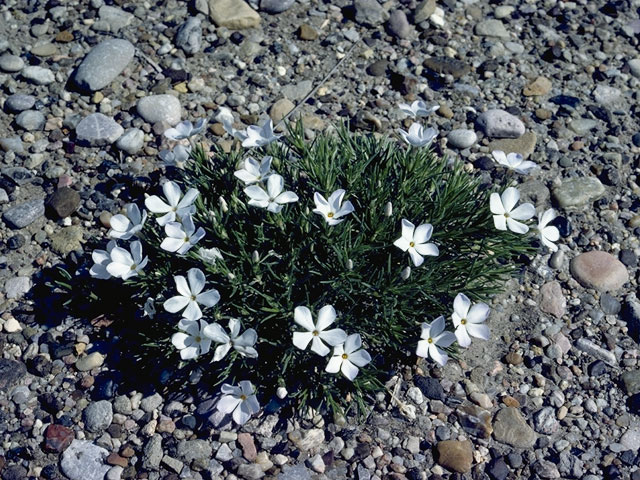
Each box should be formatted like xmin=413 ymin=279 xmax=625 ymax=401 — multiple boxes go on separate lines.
xmin=570 ymin=251 xmax=629 ymax=291
xmin=435 ymin=440 xmax=473 ymax=473
xmin=237 ymin=432 xmax=257 ymax=461
xmin=535 ymin=108 xmax=552 ymax=120
xmin=457 ymin=404 xmax=493 ymax=439
xmin=298 ymin=24 xmax=318 ymax=41
xmin=47 ymin=187 xmax=80 ymax=218
xmin=538 ymin=281 xmax=566 ymax=318
xmin=107 ymin=453 xmax=128 ymax=467
xmin=437 ymin=103 xmax=454 ymax=119
xmin=208 ymin=0 xmax=260 ymax=29
xmin=487 ymin=131 xmax=537 ymax=159
xmin=502 ymin=396 xmax=520 ymax=407
xmin=493 ymin=407 xmax=537 ymax=448
xmin=44 ymin=424 xmax=74 ymax=453
xmin=55 ymin=30 xmax=74 ymax=43
xmin=523 ymin=76 xmax=552 ymax=96
xmin=120 ymin=445 xmax=136 ymax=458
xmin=504 ymin=352 xmax=523 ymax=365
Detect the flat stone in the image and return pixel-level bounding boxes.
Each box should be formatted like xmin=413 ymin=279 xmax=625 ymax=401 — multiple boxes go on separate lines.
xmin=161 ymin=455 xmax=183 ymax=473
xmin=457 ymin=404 xmax=493 ymax=439
xmin=281 ymin=80 xmax=313 ymax=101
xmin=569 ymin=119 xmax=597 ymax=135
xmin=538 ymin=281 xmax=566 ymax=318
xmin=533 ymin=407 xmax=559 ymax=434
xmin=0 ymin=137 xmax=25 ymax=153
xmin=237 ymin=432 xmax=257 ymax=461
xmin=270 ymin=98 xmax=295 ymax=123
xmin=532 ymin=460 xmax=560 ymax=479
xmin=208 ymin=0 xmax=260 ymax=29
xmin=593 ymin=85 xmax=621 ymax=105
xmin=279 ymin=464 xmax=312 ymax=480
xmin=570 ymin=251 xmax=628 ymax=291
xmin=50 ymin=225 xmax=84 ymax=255
xmin=15 ymin=110 xmax=45 ymax=131
xmin=21 ymin=66 xmax=55 ymax=85
xmin=260 ymin=0 xmax=295 ymax=13
xmin=476 ymin=109 xmax=525 ymax=138
xmin=523 ymin=76 xmax=552 ymax=96
xmin=83 ymin=400 xmax=113 ymax=432
xmin=423 ymin=56 xmax=470 ymax=79
xmin=140 ymin=393 xmax=163 ymax=413
xmin=3 ymin=198 xmax=45 ymax=228
xmin=177 ymin=439 xmax=213 ymax=462
xmin=47 ymin=187 xmax=81 ymax=218
xmin=475 ymin=19 xmax=509 ymax=39
xmin=98 ymin=6 xmax=134 ymax=32
xmin=0 ymin=53 xmax=24 ymax=72
xmin=620 ymin=425 xmax=640 ymax=451
xmin=137 ymin=95 xmax=181 ymax=126
xmin=2 ymin=166 xmax=33 ymax=185
xmin=237 ymin=463 xmax=265 ymax=479
xmin=298 ymin=24 xmax=318 ymax=41
xmin=622 ymin=370 xmax=640 ymax=395
xmin=115 ymin=128 xmax=144 ymax=154
xmin=288 ymin=429 xmax=325 ymax=452
xmin=175 ymin=17 xmax=202 ymax=55
xmin=76 ymin=352 xmax=105 ymax=372
xmin=414 ymin=375 xmax=445 ymax=400
xmin=414 ymin=0 xmax=436 ymax=23
xmin=0 ymin=359 xmax=27 ymax=392
xmin=575 ymin=338 xmax=618 ymax=366
xmin=143 ymin=435 xmax=163 ymax=470
xmin=4 ymin=277 xmax=32 ymax=300
xmin=74 ymin=39 xmax=135 ymax=92
xmin=32 ymin=43 xmax=57 ymax=56
xmin=435 ymin=440 xmax=473 ymax=473
xmin=5 ymin=94 xmax=36 ymax=112
xmin=76 ymin=113 xmax=124 ymax=146
xmin=492 ymin=407 xmax=537 ymax=449
xmin=44 ymin=424 xmax=75 ymax=453
xmin=388 ymin=10 xmax=411 ymax=39
xmin=488 ymin=132 xmax=538 ymax=158
xmin=61 ymin=440 xmax=110 ymax=480
xmin=552 ymin=177 xmax=605 ymax=208
xmin=628 ymin=58 xmax=640 ymax=78
xmin=447 ymin=129 xmax=477 ymax=149
xmin=354 ymin=0 xmax=389 ymax=27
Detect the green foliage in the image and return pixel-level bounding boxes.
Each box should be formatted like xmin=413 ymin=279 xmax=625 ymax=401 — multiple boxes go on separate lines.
xmin=130 ymin=123 xmax=534 ymax=416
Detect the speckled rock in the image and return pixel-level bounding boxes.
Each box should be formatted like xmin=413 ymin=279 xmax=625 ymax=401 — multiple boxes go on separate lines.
xmin=552 ymin=177 xmax=605 ymax=208
xmin=436 ymin=440 xmax=473 ymax=473
xmin=74 ymin=39 xmax=135 ymax=91
xmin=476 ymin=109 xmax=525 ymax=138
xmin=208 ymin=0 xmax=260 ymax=29
xmin=538 ymin=281 xmax=566 ymax=318
xmin=492 ymin=407 xmax=537 ymax=448
xmin=3 ymin=198 xmax=45 ymax=228
xmin=137 ymin=95 xmax=181 ymax=126
xmin=76 ymin=113 xmax=124 ymax=146
xmin=570 ymin=251 xmax=629 ymax=291
xmin=61 ymin=441 xmax=110 ymax=480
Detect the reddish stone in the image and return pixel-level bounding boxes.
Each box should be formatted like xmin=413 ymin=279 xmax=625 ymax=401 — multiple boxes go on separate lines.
xmin=120 ymin=445 xmax=135 ymax=458
xmin=237 ymin=432 xmax=257 ymax=461
xmin=43 ymin=424 xmax=74 ymax=453
xmin=106 ymin=453 xmax=128 ymax=467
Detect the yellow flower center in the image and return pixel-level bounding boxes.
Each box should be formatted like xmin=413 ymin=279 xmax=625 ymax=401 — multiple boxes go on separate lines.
xmin=312 ymin=330 xmax=319 ymax=336
xmin=195 ymin=336 xmax=202 ymax=342
xmin=427 ymin=338 xmax=433 ymax=344
xmin=184 ymin=236 xmax=190 ymax=242
xmin=461 ymin=319 xmax=467 ymax=325
xmin=240 ymin=394 xmax=247 ymax=401
xmin=327 ymin=212 xmax=334 ymax=218
xmin=341 ymin=353 xmax=348 ymax=359
xmin=191 ymin=295 xmax=197 ymax=301
xmin=130 ymin=264 xmax=136 ymax=270
xmin=504 ymin=213 xmax=510 ymax=218
xmin=409 ymin=241 xmax=415 ymax=247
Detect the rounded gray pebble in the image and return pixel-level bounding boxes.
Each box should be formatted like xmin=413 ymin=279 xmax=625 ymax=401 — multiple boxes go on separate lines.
xmin=15 ymin=110 xmax=45 ymax=131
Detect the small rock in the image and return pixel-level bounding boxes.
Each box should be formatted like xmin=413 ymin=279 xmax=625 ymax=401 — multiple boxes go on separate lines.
xmin=44 ymin=424 xmax=75 ymax=453
xmin=435 ymin=440 xmax=473 ymax=473
xmin=414 ymin=0 xmax=436 ymax=23
xmin=140 ymin=393 xmax=163 ymax=413
xmin=538 ymin=281 xmax=566 ymax=318
xmin=0 ymin=53 xmax=24 ymax=72
xmin=237 ymin=432 xmax=257 ymax=461
xmin=76 ymin=113 xmax=124 ymax=146
xmin=367 ymin=60 xmax=389 ymax=76
xmin=532 ymin=460 xmax=560 ymax=479
xmin=568 ymin=118 xmax=597 ymax=135
xmin=552 ymin=177 xmax=605 ymax=208
xmin=98 ymin=5 xmax=134 ymax=32
xmin=260 ymin=0 xmax=295 ymax=14
xmin=523 ymin=76 xmax=552 ymax=96
xmin=175 ymin=17 xmax=202 ymax=55
xmin=177 ymin=439 xmax=213 ymax=462
xmin=137 ymin=95 xmax=181 ymax=126
xmin=0 ymin=359 xmax=27 ymax=392
xmin=622 ymin=370 xmax=640 ymax=395
xmin=5 ymin=94 xmax=36 ymax=112
xmin=0 ymin=137 xmax=25 ymax=153
xmin=628 ymin=58 xmax=640 ymax=78
xmin=76 ymin=352 xmax=105 ymax=372
xmin=83 ymin=400 xmax=113 ymax=433
xmin=143 ymin=435 xmax=163 ymax=470
xmin=4 ymin=276 xmax=32 ymax=299
xmin=570 ymin=251 xmax=629 ymax=291
xmin=593 ymin=85 xmax=621 ymax=105
xmin=533 ymin=407 xmax=559 ymax=434
xmin=414 ymin=375 xmax=444 ymax=400
xmin=47 ymin=187 xmax=81 ymax=218
xmin=475 ymin=19 xmax=509 ymax=39
xmin=162 ymin=455 xmax=183 ymax=473
xmin=288 ymin=429 xmax=325 ymax=452
xmin=270 ymin=98 xmax=295 ymax=123
xmin=308 ymin=454 xmax=325 ymax=473
xmin=601 ymin=293 xmax=621 ymax=315
xmin=21 ymin=66 xmax=55 ymax=85
xmin=3 ymin=316 xmax=21 ymax=332
xmin=208 ymin=0 xmax=260 ymax=29
xmin=487 ymin=457 xmax=510 ymax=480
xmin=492 ymin=407 xmax=537 ymax=448
xmin=447 ymin=129 xmax=477 ymax=149
xmin=423 ymin=56 xmax=470 ymax=79
xmin=354 ymin=0 xmax=389 ymax=27
xmin=74 ymin=39 xmax=135 ymax=91
xmin=488 ymin=132 xmax=537 ymax=159
xmin=476 ymin=109 xmax=525 ymax=138
xmin=575 ymin=338 xmax=617 ymax=366
xmin=621 ymin=426 xmax=640 ymax=451
xmin=298 ymin=24 xmax=318 ymax=40
xmin=115 ymin=128 xmax=144 ymax=154
xmin=32 ymin=43 xmax=58 ymax=56
xmin=61 ymin=440 xmax=110 ymax=480
xmin=50 ymin=225 xmax=84 ymax=255
xmin=3 ymin=198 xmax=45 ymax=228
xmin=388 ymin=10 xmax=411 ymax=39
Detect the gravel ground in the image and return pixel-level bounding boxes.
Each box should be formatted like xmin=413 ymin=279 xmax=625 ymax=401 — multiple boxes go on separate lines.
xmin=2 ymin=0 xmax=640 ymax=479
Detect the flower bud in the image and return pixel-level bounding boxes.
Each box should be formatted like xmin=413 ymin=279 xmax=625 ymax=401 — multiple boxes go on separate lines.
xmin=401 ymin=266 xmax=411 ymax=280
xmin=219 ymin=196 xmax=228 ymax=212
xmin=227 ymin=272 xmax=236 ymax=280
xmin=276 ymin=387 xmax=288 ymax=399
xmin=252 ymin=250 xmax=260 ymax=262
xmin=384 ymin=202 xmax=393 ymax=217
xmin=304 ymin=206 xmax=310 ymax=215
xmin=347 ymin=259 xmax=354 ymax=270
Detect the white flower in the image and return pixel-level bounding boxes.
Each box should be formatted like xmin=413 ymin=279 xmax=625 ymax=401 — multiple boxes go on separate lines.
xmin=399 ymin=100 xmax=439 ymax=118
xmin=242 ymin=119 xmax=281 ymax=148
xmin=537 ymin=208 xmax=560 ymax=252
xmin=398 ymin=123 xmax=438 ymax=147
xmin=108 ymin=204 xmax=147 ymax=240
xmin=163 ymin=268 xmax=221 ymax=321
xmin=393 ymin=219 xmax=439 ymax=267
xmin=234 ymin=156 xmax=273 ymax=185
xmin=216 ymin=107 xmax=247 ymax=142
xmin=292 ymin=305 xmax=347 ymax=356
xmin=216 ymin=380 xmax=260 ymax=425
xmin=313 ymin=190 xmax=355 ymax=225
xmin=106 ymin=240 xmax=148 ymax=280
xmin=451 ymin=293 xmax=490 ymax=348
xmin=203 ymin=318 xmax=258 ymax=361
xmin=384 ymin=202 xmax=393 ymax=217
xmin=160 ymin=214 xmax=205 ymax=255
xmin=244 ymin=174 xmax=298 ymax=213
xmin=90 ymin=240 xmax=117 ymax=279
xmin=145 ymin=181 xmax=199 ymax=226
xmin=143 ymin=298 xmax=156 ymax=319
xmin=199 ymin=247 xmax=223 ymax=264
xmin=489 ymin=187 xmax=535 ymax=234
xmin=325 ymin=333 xmax=371 ymax=381
xmin=164 ymin=119 xmax=208 ymax=141
xmin=171 ymin=319 xmax=212 ymax=360
xmin=400 ymin=266 xmax=411 ymax=280
xmin=492 ymin=150 xmax=538 ymax=175
xmin=416 ymin=316 xmax=456 ymax=366
xmin=159 ymin=145 xmax=191 ymax=169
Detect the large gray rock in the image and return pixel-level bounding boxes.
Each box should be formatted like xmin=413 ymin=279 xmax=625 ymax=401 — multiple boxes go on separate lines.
xmin=354 ymin=0 xmax=389 ymax=27
xmin=3 ymin=198 xmax=45 ymax=228
xmin=476 ymin=109 xmax=525 ymax=138
xmin=21 ymin=66 xmax=55 ymax=85
xmin=260 ymin=0 xmax=295 ymax=13
xmin=74 ymin=39 xmax=135 ymax=91
xmin=83 ymin=400 xmax=113 ymax=432
xmin=5 ymin=94 xmax=36 ymax=112
xmin=175 ymin=17 xmax=202 ymax=55
xmin=61 ymin=440 xmax=110 ymax=480
xmin=552 ymin=177 xmax=605 ymax=208
xmin=15 ymin=110 xmax=45 ymax=131
xmin=137 ymin=95 xmax=181 ymax=126
xmin=0 ymin=359 xmax=27 ymax=392
xmin=76 ymin=113 xmax=124 ymax=146
xmin=143 ymin=435 xmax=163 ymax=470
xmin=492 ymin=407 xmax=537 ymax=448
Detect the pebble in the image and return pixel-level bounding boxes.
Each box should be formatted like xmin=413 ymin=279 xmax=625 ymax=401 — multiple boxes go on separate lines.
xmin=208 ymin=0 xmax=261 ymax=29
xmin=414 ymin=375 xmax=445 ymax=400
xmin=288 ymin=429 xmax=325 ymax=452
xmin=5 ymin=94 xmax=36 ymax=112
xmin=3 ymin=198 xmax=45 ymax=228
xmin=593 ymin=85 xmax=621 ymax=105
xmin=435 ymin=440 xmax=473 ymax=473
xmin=142 ymin=435 xmax=163 ymax=469
xmin=569 ymin=119 xmax=597 ymax=135
xmin=60 ymin=440 xmax=111 ymax=480
xmin=475 ymin=19 xmax=510 ymax=39
xmin=0 ymin=53 xmax=24 ymax=72
xmin=137 ymin=94 xmax=182 ymax=126
xmin=15 ymin=110 xmax=45 ymax=131
xmin=533 ymin=407 xmax=559 ymax=434
xmin=177 ymin=439 xmax=213 ymax=462
xmin=532 ymin=460 xmax=560 ymax=479
xmin=75 ymin=352 xmax=105 ymax=371
xmin=628 ymin=58 xmax=640 ymax=78
xmin=44 ymin=424 xmax=75 ymax=453
xmin=175 ymin=17 xmax=202 ymax=55
xmin=415 ymin=0 xmax=436 ymax=23
xmin=476 ymin=109 xmax=525 ymax=138
xmin=423 ymin=56 xmax=470 ymax=79
xmin=0 ymin=136 xmax=25 ymax=153
xmin=98 ymin=5 xmax=134 ymax=32
xmin=74 ymin=39 xmax=135 ymax=91
xmin=570 ymin=251 xmax=629 ymax=291
xmin=4 ymin=276 xmax=32 ymax=299
xmin=575 ymin=338 xmax=618 ymax=366
xmin=21 ymin=66 xmax=55 ymax=85
xmin=115 ymin=128 xmax=144 ymax=154
xmin=600 ymin=293 xmax=621 ymax=315
xmin=270 ymin=98 xmax=295 ymax=123
xmin=76 ymin=113 xmax=124 ymax=146
xmin=523 ymin=76 xmax=552 ymax=96
xmin=141 ymin=393 xmax=163 ymax=412
xmin=0 ymin=359 xmax=27 ymax=392
xmin=388 ymin=10 xmax=411 ymax=39
xmin=260 ymin=0 xmax=295 ymax=14
xmin=495 ymin=5 xmax=515 ymax=18
xmin=621 ymin=370 xmax=640 ymax=395
xmin=492 ymin=407 xmax=537 ymax=448
xmin=447 ymin=129 xmax=477 ymax=149
xmin=354 ymin=0 xmax=389 ymax=27
xmin=83 ymin=400 xmax=113 ymax=432
xmin=552 ymin=177 xmax=605 ymax=208
xmin=538 ymin=281 xmax=566 ymax=318
xmin=298 ymin=24 xmax=318 ymax=41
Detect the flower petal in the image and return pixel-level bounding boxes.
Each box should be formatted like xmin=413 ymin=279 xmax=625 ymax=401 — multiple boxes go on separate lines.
xmin=274 ymin=191 xmax=298 ymax=205
xmin=294 ymin=306 xmax=315 ymax=331
xmin=180 ymin=346 xmax=199 ymax=360
xmin=174 ymin=275 xmax=190 ymax=297
xmin=245 ymin=185 xmax=270 ymax=202
xmin=233 ymin=404 xmax=252 ymax=425
xmin=145 ymin=196 xmax=172 ymax=213
xmin=178 ymin=189 xmax=200 ymax=209
xmin=430 ymin=316 xmax=445 ymax=338
xmin=466 ymin=323 xmax=490 ymax=341
xmin=489 ymin=193 xmax=505 ymax=215
xmin=182 ymin=301 xmax=202 ymax=321
xmin=453 ymin=293 xmax=471 ymax=318
xmin=187 ymin=268 xmax=206 ymax=295
xmin=394 ymin=237 xmax=411 ymax=251
xmin=467 ymin=303 xmax=490 ymax=324
xmin=164 ymin=295 xmax=190 ymax=313
xmin=325 ymin=355 xmax=343 ymax=373
xmin=408 ymin=249 xmax=424 ymax=267
xmin=509 ymin=203 xmax=535 ymax=221
xmin=348 ymin=349 xmax=371 ymax=367
xmin=429 ymin=344 xmax=449 ymax=366
xmin=171 ymin=332 xmax=190 ymax=349
xmin=316 ymin=305 xmax=336 ymax=331
xmin=310 ymin=336 xmax=330 ymax=356
xmin=414 ymin=242 xmax=438 ymax=257
xmin=416 ymin=339 xmax=429 ymax=358
xmin=436 ymin=331 xmax=457 ymax=348
xmin=501 ymin=187 xmax=520 ymax=213
xmin=217 ymin=395 xmax=241 ymax=414
xmin=506 ymin=218 xmax=530 ymax=234
xmin=340 ymin=360 xmax=359 ymax=381
xmin=344 ymin=333 xmax=361 ymax=354
xmin=413 ymin=223 xmax=433 ymax=244
xmin=401 ymin=219 xmax=415 ymax=241
xmin=293 ymin=331 xmax=314 ymax=351
xmin=493 ymin=214 xmax=507 ymax=231
xmin=213 ymin=343 xmax=231 ymax=361
xmin=266 ymin=174 xmax=284 ymax=198
xmin=197 ymin=289 xmax=220 ymax=307
xmin=319 ymin=328 xmax=347 ymax=347
xmin=203 ymin=323 xmax=229 ymax=343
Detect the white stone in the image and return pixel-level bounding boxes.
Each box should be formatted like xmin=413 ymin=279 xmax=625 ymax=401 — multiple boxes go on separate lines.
xmin=447 ymin=129 xmax=477 ymax=149
xmin=137 ymin=95 xmax=181 ymax=126
xmin=61 ymin=440 xmax=110 ymax=480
